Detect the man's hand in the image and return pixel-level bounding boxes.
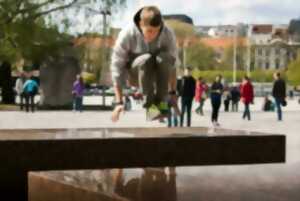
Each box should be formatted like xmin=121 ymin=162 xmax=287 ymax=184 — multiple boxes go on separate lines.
xmin=111 ymin=105 xmax=125 ymax=122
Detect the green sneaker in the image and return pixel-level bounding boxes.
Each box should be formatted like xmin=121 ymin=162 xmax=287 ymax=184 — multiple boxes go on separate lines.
xmin=146 ymin=104 xmax=161 ymax=121
xmin=158 ymin=101 xmax=169 ymax=115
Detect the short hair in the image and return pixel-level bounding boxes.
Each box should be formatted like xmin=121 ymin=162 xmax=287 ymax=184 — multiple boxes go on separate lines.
xmin=275 ymin=72 xmax=280 ymax=78
xmin=185 ymin=66 xmax=193 ymax=71
xmin=244 ymin=75 xmax=250 ymax=81
xmin=140 ymin=6 xmax=162 ymax=27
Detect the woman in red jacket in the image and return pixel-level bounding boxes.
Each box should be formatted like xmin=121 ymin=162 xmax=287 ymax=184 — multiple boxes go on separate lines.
xmin=240 ymin=76 xmax=254 ymax=120
xmin=195 ymin=77 xmax=208 ymax=115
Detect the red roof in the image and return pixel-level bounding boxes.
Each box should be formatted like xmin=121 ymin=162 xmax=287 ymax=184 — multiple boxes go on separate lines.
xmin=73 ymin=37 xmax=115 ymax=48
xmin=200 ymin=37 xmax=247 ymax=49
xmin=252 ymin=25 xmax=273 ymax=34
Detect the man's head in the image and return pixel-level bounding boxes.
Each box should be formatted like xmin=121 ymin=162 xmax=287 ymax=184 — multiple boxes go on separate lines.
xmin=139 ymin=6 xmax=162 ymax=43
xmin=215 ymin=74 xmax=222 ymax=82
xmin=184 ymin=67 xmax=192 ymax=76
xmin=243 ymin=75 xmax=250 ymax=83
xmin=273 ymin=72 xmax=280 ymax=80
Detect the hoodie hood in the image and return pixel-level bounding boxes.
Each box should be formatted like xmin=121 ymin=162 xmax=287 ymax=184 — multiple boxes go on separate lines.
xmin=133 ymin=8 xmax=143 ymax=27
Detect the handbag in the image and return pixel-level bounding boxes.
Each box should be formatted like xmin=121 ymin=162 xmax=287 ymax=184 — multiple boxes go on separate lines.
xmin=281 ymin=99 xmax=287 ymax=107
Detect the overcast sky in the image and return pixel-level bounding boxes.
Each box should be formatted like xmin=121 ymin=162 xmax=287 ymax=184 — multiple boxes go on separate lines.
xmin=110 ymin=0 xmax=300 ymax=28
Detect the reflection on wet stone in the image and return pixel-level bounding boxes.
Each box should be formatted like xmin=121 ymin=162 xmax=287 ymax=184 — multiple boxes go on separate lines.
xmin=30 ymin=168 xmax=177 ymax=201
xmin=115 ymin=168 xmax=177 ymax=201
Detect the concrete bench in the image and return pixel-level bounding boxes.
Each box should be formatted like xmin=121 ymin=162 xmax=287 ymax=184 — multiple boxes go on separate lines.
xmin=0 ymin=127 xmax=285 ymax=201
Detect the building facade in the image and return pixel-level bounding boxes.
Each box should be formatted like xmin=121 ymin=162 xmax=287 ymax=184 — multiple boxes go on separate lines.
xmin=250 ymin=24 xmax=300 ymax=70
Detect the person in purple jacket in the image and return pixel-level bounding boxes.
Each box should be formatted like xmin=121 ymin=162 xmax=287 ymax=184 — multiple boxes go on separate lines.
xmin=72 ymin=74 xmax=85 ymax=112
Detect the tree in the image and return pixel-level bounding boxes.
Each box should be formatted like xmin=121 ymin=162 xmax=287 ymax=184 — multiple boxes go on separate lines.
xmin=0 ymin=0 xmax=126 ymax=106
xmin=220 ymin=42 xmax=247 ymax=71
xmin=185 ymin=41 xmax=217 ymax=70
xmin=0 ymin=61 xmax=14 ymax=104
xmin=77 ymin=39 xmax=106 ymax=82
xmin=286 ymin=52 xmax=300 ymax=86
xmin=0 ymin=0 xmax=126 ymax=63
xmin=288 ymin=18 xmax=300 ymax=42
xmin=164 ymin=19 xmax=196 ymax=69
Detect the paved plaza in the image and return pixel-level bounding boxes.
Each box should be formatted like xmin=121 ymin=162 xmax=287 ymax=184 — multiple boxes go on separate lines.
xmin=1 ymin=97 xmax=299 ymax=133
xmin=1 ymin=97 xmax=300 ymax=200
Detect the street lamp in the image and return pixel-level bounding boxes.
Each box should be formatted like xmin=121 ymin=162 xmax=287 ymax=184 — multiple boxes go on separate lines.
xmin=87 ymin=7 xmax=111 ymax=106
xmin=100 ymin=9 xmax=111 ymax=106
xmin=233 ymin=25 xmax=237 ymax=84
xmin=246 ymin=24 xmax=251 ymax=77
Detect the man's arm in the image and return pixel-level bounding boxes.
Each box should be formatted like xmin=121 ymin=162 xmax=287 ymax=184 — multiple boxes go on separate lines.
xmin=114 ymin=84 xmax=123 ymax=103
xmin=111 ymin=28 xmax=132 ymax=103
xmin=110 ymin=28 xmax=131 ymax=122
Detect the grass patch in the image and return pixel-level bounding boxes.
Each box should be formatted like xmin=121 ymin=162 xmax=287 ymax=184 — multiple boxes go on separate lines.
xmin=0 ymin=104 xmax=19 ymax=111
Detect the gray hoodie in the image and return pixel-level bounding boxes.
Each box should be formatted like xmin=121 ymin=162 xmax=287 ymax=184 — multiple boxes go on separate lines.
xmin=110 ymin=8 xmax=179 ymax=86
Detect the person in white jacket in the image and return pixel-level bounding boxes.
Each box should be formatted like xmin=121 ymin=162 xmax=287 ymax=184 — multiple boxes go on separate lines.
xmin=110 ymin=6 xmax=179 ymax=122
xmin=15 ymin=72 xmax=26 ymax=110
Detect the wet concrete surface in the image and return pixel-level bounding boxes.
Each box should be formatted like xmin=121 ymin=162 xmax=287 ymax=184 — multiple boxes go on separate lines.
xmin=2 ymin=98 xmax=300 ymax=201
xmin=23 ymin=128 xmax=296 ymax=201
xmin=30 ymin=162 xmax=300 ymax=201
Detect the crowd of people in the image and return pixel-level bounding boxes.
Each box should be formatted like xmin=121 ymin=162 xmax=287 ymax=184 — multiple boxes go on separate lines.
xmin=167 ymin=71 xmax=287 ymax=127
xmin=107 ymin=5 xmax=290 ymax=127
xmin=10 ymin=6 xmax=291 ymax=129
xmin=15 ymin=73 xmax=39 ymax=113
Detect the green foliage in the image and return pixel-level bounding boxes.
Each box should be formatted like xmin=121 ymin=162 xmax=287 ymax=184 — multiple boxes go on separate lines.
xmin=165 ymin=20 xmax=196 ymax=40
xmin=77 ymin=42 xmax=107 ymax=82
xmin=0 ymin=0 xmax=126 ymax=64
xmin=185 ymin=42 xmax=217 ymax=70
xmin=192 ymin=69 xmax=279 ymax=83
xmin=82 ymin=72 xmax=96 ymax=84
xmin=220 ymin=44 xmax=247 ymax=71
xmin=287 ymin=54 xmax=300 ymax=85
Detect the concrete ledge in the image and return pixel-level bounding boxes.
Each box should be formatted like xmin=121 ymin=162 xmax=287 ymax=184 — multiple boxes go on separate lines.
xmin=0 ymin=127 xmax=285 ymax=201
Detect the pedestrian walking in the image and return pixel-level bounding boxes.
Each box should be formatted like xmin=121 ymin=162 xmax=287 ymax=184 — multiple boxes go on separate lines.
xmin=272 ymin=72 xmax=286 ymax=121
xmin=195 ymin=77 xmax=208 ymax=116
xmin=179 ymin=67 xmax=196 ymax=127
xmin=210 ymin=75 xmax=223 ymax=127
xmin=240 ymin=76 xmax=254 ymax=121
xmin=72 ymin=74 xmax=85 ymax=112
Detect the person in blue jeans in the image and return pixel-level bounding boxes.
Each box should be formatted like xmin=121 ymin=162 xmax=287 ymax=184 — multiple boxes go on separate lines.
xmin=179 ymin=67 xmax=196 ymax=127
xmin=23 ymin=76 xmax=39 ymax=112
xmin=167 ymin=91 xmax=180 ymax=127
xmin=210 ymin=75 xmax=223 ymax=127
xmin=272 ymin=72 xmax=286 ymax=121
xmin=72 ymin=74 xmax=85 ymax=112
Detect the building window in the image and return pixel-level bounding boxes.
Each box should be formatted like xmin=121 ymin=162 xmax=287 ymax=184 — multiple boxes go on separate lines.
xmin=265 ymin=62 xmax=270 ymax=69
xmin=257 ymin=60 xmax=262 ymax=68
xmin=275 ymin=48 xmax=280 ymax=55
xmin=275 ymin=59 xmax=280 ymax=69
xmin=257 ymin=48 xmax=263 ymax=56
xmin=265 ymin=49 xmax=270 ymax=57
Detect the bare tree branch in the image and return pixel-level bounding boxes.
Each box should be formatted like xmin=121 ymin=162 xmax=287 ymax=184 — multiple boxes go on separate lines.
xmin=29 ymin=0 xmax=79 ymax=20
xmin=17 ymin=0 xmax=56 ymax=15
xmin=4 ymin=0 xmax=26 ymax=23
